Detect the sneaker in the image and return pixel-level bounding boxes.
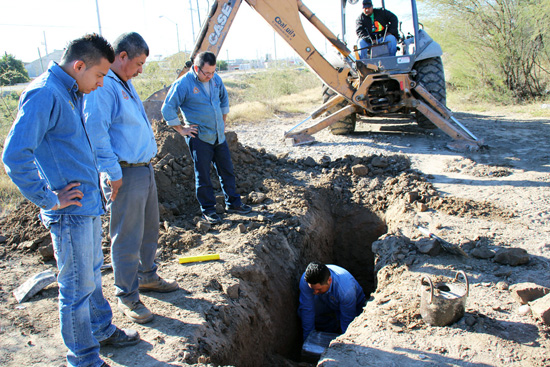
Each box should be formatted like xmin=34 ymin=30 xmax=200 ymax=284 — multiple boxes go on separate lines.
xmin=202 ymin=212 xmax=222 ymax=224
xmin=226 ymin=204 xmax=252 ymax=214
xmin=99 ymin=327 xmax=140 ymax=348
xmin=139 ymin=277 xmax=179 ymax=293
xmin=117 ymin=300 xmax=154 ymax=324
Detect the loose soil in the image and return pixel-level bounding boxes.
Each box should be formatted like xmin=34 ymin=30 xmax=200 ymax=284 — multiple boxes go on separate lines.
xmin=1 ymin=107 xmax=549 ymax=367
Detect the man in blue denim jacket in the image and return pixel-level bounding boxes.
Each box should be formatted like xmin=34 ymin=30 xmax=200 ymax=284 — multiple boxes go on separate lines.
xmin=84 ymin=32 xmax=179 ymax=325
xmin=298 ymin=262 xmax=367 ymax=341
xmin=161 ymin=51 xmax=251 ymax=224
xmin=2 ymin=34 xmax=138 ymax=367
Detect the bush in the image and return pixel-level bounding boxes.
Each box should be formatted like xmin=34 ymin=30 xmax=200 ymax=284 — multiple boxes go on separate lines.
xmin=0 ymin=53 xmax=29 ymax=86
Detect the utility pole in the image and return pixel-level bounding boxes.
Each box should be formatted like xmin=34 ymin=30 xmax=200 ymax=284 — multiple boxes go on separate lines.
xmin=43 ymin=31 xmax=48 ymax=56
xmin=196 ymin=0 xmax=201 ymax=28
xmin=95 ymin=0 xmax=102 ymax=35
xmin=159 ymin=16 xmax=181 ymax=54
xmin=188 ymin=0 xmax=196 ymax=43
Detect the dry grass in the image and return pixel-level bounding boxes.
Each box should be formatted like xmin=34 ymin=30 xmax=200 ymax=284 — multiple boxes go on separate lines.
xmin=227 ymin=86 xmax=322 ymax=125
xmin=447 ymin=90 xmax=550 ymax=118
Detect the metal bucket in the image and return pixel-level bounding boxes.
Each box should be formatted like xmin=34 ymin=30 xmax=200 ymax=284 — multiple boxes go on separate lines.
xmin=420 ymin=271 xmax=469 ymax=326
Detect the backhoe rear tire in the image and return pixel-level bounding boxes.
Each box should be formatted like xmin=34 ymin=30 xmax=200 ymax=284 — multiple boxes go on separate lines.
xmin=322 ymin=85 xmax=356 ymax=135
xmin=414 ymin=57 xmax=446 ymax=129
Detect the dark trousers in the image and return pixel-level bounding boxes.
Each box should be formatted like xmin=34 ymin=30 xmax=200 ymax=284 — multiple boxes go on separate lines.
xmin=187 ymin=137 xmax=242 ymax=214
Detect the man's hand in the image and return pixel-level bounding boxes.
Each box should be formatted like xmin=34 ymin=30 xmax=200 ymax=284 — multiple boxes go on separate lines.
xmin=107 ymin=178 xmax=123 ymax=201
xmin=172 ymin=124 xmax=198 ymax=138
xmin=53 ymin=182 xmax=84 ymax=209
xmin=181 ymin=125 xmax=198 ymax=137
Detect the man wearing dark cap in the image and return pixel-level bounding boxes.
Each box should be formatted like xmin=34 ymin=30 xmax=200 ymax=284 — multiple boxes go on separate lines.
xmin=356 ymin=0 xmax=399 ymax=58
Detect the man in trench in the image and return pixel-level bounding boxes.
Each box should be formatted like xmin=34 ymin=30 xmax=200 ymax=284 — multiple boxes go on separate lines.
xmin=298 ymin=261 xmax=367 ymax=341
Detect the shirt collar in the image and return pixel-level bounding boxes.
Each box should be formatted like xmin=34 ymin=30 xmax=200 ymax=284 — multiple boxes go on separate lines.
xmin=49 ymin=61 xmax=79 ymax=94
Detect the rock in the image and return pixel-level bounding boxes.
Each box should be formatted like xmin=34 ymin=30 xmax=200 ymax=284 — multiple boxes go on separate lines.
xmin=237 ymin=223 xmax=247 ymax=234
xmin=416 ymin=202 xmax=428 ymax=212
xmin=38 ymin=243 xmax=54 ymax=261
xmin=0 ymin=235 xmax=6 ymax=243
xmin=352 ymin=164 xmax=369 ymax=176
xmin=415 ymin=238 xmax=442 ymax=256
xmin=404 ymin=191 xmax=419 ymax=203
xmin=496 ymin=281 xmax=509 ymax=290
xmin=465 ymin=315 xmax=476 ymax=326
xmin=471 ymin=247 xmax=495 ymax=259
xmin=510 ymin=282 xmax=550 ymax=304
xmin=224 ymin=282 xmax=240 ymax=299
xmin=371 ymin=156 xmax=389 ymax=168
xmin=196 ymin=221 xmax=211 ymax=233
xmin=518 ymin=304 xmax=531 ymax=316
xmin=248 ymin=191 xmax=267 ymax=204
xmin=13 ymin=270 xmax=57 ymax=303
xmin=303 ymin=157 xmax=316 ymax=167
xmin=530 ymin=293 xmax=550 ymax=325
xmin=494 ymin=248 xmax=530 ymax=266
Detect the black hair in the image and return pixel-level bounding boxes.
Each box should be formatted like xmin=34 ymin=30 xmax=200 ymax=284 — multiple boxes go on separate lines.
xmin=304 ymin=262 xmax=331 ymax=285
xmin=112 ymin=32 xmax=149 ymax=59
xmin=61 ymin=33 xmax=115 ymax=68
xmin=195 ymin=51 xmax=217 ymax=68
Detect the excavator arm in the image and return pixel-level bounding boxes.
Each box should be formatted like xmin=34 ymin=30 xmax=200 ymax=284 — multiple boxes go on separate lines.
xmin=146 ymin=0 xmax=481 ymax=149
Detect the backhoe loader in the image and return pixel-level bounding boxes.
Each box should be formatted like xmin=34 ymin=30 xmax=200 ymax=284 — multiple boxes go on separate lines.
xmin=145 ymin=0 xmax=481 ymax=149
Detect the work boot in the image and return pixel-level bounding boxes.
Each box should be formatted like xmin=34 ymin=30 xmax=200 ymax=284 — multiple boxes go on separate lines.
xmin=139 ymin=276 xmax=179 ymax=293
xmin=226 ymin=204 xmax=252 ymax=214
xmin=117 ymin=300 xmax=154 ymax=324
xmin=99 ymin=327 xmax=140 ymax=348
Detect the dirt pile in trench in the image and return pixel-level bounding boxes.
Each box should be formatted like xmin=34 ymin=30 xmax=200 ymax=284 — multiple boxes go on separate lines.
xmin=0 ymin=119 xmax=519 ymax=366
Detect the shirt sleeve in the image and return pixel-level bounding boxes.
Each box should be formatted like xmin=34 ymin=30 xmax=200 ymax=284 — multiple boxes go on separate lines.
xmin=338 ymin=285 xmax=359 ymax=333
xmin=387 ymin=10 xmax=399 ymax=38
xmin=2 ymin=88 xmax=59 ymax=209
xmin=83 ymin=86 xmax=122 ymax=181
xmin=356 ymin=14 xmax=370 ymax=40
xmin=298 ymin=275 xmax=316 ymax=341
xmin=219 ymin=79 xmax=230 ymax=115
xmin=161 ymin=80 xmax=185 ymax=126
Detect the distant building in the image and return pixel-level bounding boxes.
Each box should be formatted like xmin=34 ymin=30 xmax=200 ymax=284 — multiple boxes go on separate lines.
xmin=24 ymin=50 xmax=64 ymax=78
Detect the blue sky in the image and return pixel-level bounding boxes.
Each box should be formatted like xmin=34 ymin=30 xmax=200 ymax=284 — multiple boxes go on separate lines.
xmin=1 ymin=0 xmax=414 ymax=63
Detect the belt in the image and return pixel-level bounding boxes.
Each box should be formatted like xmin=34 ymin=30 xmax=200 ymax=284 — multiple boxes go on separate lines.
xmin=119 ymin=161 xmax=150 ymax=168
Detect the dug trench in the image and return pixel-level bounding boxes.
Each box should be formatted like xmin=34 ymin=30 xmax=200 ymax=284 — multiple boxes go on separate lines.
xmin=0 ymin=119 xmax=526 ymax=367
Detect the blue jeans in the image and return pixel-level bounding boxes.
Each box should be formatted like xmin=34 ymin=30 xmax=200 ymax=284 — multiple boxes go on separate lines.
xmin=101 ymin=164 xmax=159 ymax=304
xmin=43 ymin=214 xmax=116 ymax=367
xmin=359 ymin=34 xmax=397 ymax=58
xmin=186 ymin=137 xmax=242 ymax=214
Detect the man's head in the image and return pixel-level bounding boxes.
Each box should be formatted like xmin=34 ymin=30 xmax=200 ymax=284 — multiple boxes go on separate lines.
xmin=362 ymin=0 xmax=374 ymax=16
xmin=111 ymin=32 xmax=150 ymax=82
xmin=304 ymin=262 xmax=332 ymax=295
xmin=60 ymin=33 xmax=114 ymax=94
xmin=193 ymin=51 xmax=217 ymax=83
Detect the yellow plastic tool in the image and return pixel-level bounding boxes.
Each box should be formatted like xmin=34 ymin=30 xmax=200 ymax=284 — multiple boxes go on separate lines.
xmin=178 ymin=253 xmax=220 ymax=264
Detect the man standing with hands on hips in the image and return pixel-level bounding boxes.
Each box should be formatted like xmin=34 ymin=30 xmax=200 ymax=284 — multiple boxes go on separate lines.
xmin=84 ymin=32 xmax=178 ymax=325
xmin=161 ymin=51 xmax=251 ymax=224
xmin=3 ymin=34 xmax=139 ymax=367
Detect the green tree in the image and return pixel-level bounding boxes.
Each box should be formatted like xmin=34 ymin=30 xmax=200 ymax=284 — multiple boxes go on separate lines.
xmin=217 ymin=60 xmax=228 ymax=71
xmin=0 ymin=53 xmax=30 ymax=86
xmin=422 ymin=0 xmax=549 ymax=100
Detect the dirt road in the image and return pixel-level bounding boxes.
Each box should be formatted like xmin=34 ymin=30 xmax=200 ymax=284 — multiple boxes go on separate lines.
xmin=1 ymin=109 xmax=549 ymax=366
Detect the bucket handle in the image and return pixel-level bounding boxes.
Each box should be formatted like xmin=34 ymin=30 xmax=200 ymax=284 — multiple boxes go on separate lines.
xmin=421 ymin=276 xmax=434 ymax=304
xmin=454 ymin=270 xmax=469 ymax=297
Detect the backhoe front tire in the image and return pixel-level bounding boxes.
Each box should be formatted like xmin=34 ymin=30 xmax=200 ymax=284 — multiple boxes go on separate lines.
xmin=322 ymin=85 xmax=356 ymax=135
xmin=414 ymin=57 xmax=446 ymax=129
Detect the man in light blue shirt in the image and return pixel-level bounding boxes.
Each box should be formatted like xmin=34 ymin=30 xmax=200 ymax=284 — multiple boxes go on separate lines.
xmin=161 ymin=51 xmax=251 ymax=224
xmin=3 ymin=34 xmax=139 ymax=367
xmin=298 ymin=262 xmax=367 ymax=341
xmin=84 ymin=32 xmax=178 ymax=325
